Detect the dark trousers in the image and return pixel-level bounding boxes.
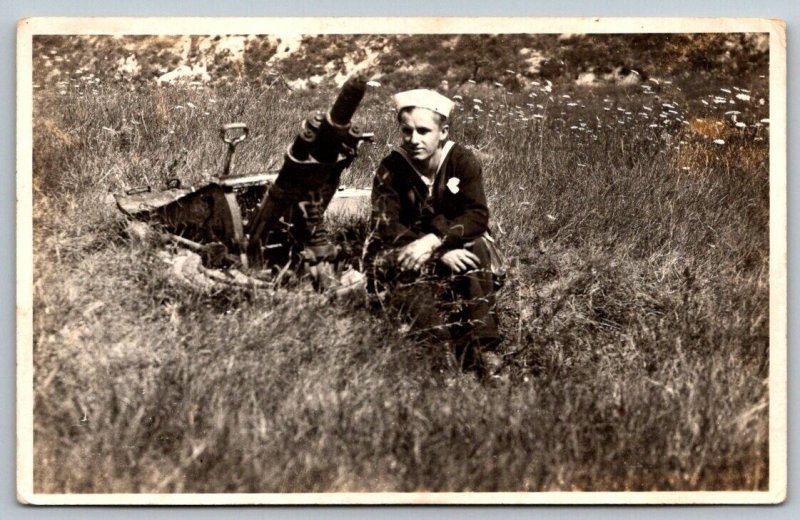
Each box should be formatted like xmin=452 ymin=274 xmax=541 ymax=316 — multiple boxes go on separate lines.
xmin=374 ymin=237 xmax=501 ymax=364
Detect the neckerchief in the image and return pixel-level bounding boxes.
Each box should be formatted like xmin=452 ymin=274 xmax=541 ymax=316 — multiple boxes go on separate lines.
xmin=393 ymin=140 xmax=455 ymax=200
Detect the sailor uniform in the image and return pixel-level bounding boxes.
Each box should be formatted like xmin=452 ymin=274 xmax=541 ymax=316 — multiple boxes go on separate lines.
xmin=372 ymin=141 xmax=489 ymax=248
xmin=370 ymin=141 xmax=501 ymax=354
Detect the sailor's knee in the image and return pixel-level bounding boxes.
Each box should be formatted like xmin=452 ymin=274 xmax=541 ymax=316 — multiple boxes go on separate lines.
xmin=466 ymin=236 xmax=492 ymax=264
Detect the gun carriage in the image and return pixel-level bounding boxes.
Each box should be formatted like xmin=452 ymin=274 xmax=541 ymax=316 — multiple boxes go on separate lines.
xmin=115 ymin=76 xmax=373 ymax=287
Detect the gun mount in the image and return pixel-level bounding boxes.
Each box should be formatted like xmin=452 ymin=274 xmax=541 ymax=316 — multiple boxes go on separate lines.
xmin=247 ymin=75 xmax=371 ymax=274
xmin=115 ymin=75 xmax=373 ymax=287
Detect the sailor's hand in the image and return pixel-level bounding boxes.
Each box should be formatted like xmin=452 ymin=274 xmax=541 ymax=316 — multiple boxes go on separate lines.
xmin=440 ymin=249 xmax=481 ymax=273
xmin=397 ymin=233 xmax=442 ymax=271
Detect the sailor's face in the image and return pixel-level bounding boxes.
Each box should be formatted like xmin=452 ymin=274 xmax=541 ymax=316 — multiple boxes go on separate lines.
xmin=398 ymin=108 xmax=448 ymax=163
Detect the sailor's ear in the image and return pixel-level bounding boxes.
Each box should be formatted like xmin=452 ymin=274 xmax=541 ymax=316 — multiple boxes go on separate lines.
xmin=440 ymin=124 xmax=449 ymax=141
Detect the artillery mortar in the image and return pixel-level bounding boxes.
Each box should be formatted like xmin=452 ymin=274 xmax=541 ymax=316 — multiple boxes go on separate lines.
xmin=115 ymin=75 xmax=373 ymax=287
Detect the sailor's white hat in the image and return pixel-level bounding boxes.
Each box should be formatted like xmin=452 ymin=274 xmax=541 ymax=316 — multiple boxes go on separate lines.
xmin=392 ymin=89 xmax=455 ymax=119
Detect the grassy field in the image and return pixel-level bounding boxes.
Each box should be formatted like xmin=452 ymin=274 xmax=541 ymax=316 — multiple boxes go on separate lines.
xmin=31 ymin=53 xmax=770 ymax=492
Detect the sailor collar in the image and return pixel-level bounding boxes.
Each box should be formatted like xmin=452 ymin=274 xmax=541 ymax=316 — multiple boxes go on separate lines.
xmin=393 ymin=140 xmax=456 ymax=192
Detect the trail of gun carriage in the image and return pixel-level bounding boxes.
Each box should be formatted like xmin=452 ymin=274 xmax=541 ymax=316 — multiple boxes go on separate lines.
xmin=32 ymin=34 xmax=770 ymax=493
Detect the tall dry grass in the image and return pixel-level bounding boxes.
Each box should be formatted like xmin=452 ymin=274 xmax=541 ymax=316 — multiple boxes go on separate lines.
xmin=31 ymin=67 xmax=769 ymax=492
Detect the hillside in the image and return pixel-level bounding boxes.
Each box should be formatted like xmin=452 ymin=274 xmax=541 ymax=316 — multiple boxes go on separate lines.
xmin=33 ymin=33 xmax=769 ymax=92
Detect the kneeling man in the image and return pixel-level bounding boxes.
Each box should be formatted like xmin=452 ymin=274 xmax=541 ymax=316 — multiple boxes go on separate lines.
xmin=369 ymin=88 xmax=504 ymax=378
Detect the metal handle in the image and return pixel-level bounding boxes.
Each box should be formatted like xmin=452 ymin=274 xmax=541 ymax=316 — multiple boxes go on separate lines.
xmin=220 ymin=123 xmax=249 ymax=178
xmin=220 ymin=123 xmax=249 ymax=145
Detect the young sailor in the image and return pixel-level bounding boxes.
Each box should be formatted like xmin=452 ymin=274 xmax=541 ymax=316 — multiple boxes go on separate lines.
xmin=369 ymin=88 xmax=504 ymax=379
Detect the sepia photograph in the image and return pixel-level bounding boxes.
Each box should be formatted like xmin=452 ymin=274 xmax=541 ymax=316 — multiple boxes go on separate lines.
xmin=16 ymin=17 xmax=786 ymax=504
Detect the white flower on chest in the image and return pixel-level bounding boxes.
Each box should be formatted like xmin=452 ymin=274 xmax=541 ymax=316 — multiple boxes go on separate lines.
xmin=446 ymin=177 xmax=461 ymax=194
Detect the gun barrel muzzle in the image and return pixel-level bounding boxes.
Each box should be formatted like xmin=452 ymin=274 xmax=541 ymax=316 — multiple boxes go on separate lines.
xmin=329 ymin=75 xmax=368 ymax=127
